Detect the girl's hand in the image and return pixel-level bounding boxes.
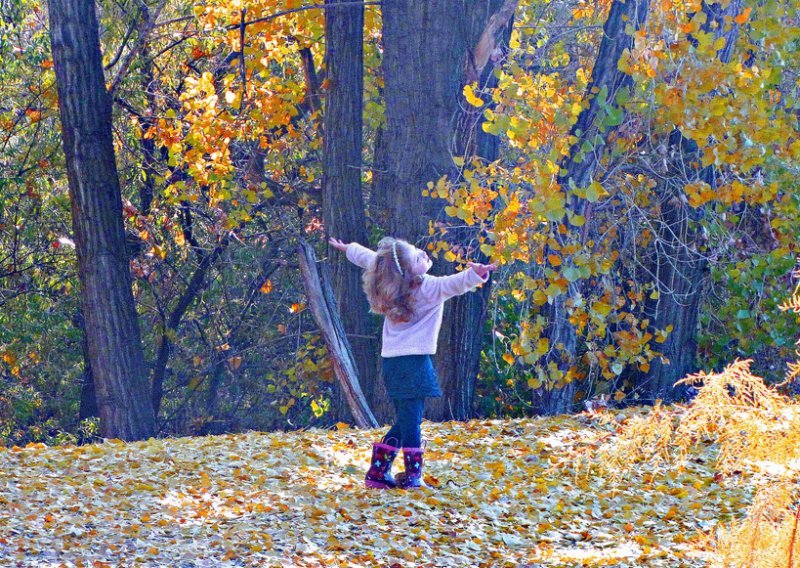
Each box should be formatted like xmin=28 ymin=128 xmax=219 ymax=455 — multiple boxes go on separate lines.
xmin=329 ymin=237 xmax=349 ymax=252
xmin=467 ymin=261 xmax=498 ymax=279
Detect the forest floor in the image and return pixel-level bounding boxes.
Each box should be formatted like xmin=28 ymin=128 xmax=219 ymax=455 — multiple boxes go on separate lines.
xmin=0 ymin=406 xmax=749 ymax=567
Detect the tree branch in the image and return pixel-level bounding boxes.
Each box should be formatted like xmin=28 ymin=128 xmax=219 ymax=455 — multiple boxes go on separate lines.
xmin=109 ymin=1 xmax=167 ymax=97
xmin=470 ymin=0 xmax=519 ymax=81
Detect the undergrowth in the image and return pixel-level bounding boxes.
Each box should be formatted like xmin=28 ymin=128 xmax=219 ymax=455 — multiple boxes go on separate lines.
xmin=566 ymin=259 xmax=800 ymax=567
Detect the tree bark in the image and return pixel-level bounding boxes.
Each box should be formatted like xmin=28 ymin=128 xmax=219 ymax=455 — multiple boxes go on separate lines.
xmin=74 ymin=310 xmax=98 ymax=421
xmin=298 ymin=240 xmax=378 ymax=428
xmin=432 ymin=4 xmax=515 ymax=421
xmin=635 ymin=0 xmax=742 ymax=400
xmin=322 ymin=0 xmax=386 ymax=424
xmin=638 ymin=170 xmax=707 ymax=401
xmin=536 ymin=0 xmax=651 ymax=415
xmin=376 ymin=0 xmax=512 ymax=421
xmin=48 ymin=0 xmax=156 ymax=440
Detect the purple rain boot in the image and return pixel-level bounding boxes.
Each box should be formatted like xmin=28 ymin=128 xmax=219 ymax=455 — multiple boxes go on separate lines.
xmin=396 ymin=446 xmax=427 ymax=489
xmin=364 ymin=438 xmax=399 ymax=489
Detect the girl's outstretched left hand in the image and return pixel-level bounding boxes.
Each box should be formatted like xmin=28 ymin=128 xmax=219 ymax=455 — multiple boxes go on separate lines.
xmin=467 ymin=261 xmax=498 ymax=279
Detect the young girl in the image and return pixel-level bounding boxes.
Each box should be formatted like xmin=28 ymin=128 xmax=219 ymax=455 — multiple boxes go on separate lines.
xmin=329 ymin=236 xmax=496 ymax=489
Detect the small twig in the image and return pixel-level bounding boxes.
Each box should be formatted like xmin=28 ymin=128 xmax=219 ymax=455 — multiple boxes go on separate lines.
xmin=104 ymin=7 xmax=143 ymax=70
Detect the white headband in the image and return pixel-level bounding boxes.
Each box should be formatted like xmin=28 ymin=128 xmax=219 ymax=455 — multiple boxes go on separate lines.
xmin=392 ymin=241 xmax=404 ymax=276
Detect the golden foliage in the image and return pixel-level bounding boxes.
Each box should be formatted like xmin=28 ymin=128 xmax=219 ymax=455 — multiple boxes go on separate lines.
xmin=674 ymin=360 xmax=797 ymax=475
xmin=568 ymin=358 xmax=800 ymax=566
xmin=716 ymin=482 xmax=800 ymax=568
xmin=1 ymin=417 xmax=749 ymax=566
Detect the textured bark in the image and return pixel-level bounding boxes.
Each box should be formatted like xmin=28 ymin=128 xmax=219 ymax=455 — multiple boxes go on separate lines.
xmin=375 ymin=2 xmax=467 ymax=238
xmin=433 ymin=5 xmax=513 ymax=421
xmin=537 ymin=0 xmax=651 ymax=415
xmin=48 ymin=0 xmax=156 ymax=440
xmin=558 ymin=0 xmax=651 ymax=198
xmin=376 ymin=1 xmax=511 ymax=421
xmin=638 ymin=174 xmax=707 ymax=401
xmin=635 ymin=0 xmax=742 ymax=400
xmin=322 ymin=0 xmax=386 ymax=423
xmin=75 ymin=310 xmax=98 ymax=421
xmin=298 ymin=241 xmax=379 ymax=429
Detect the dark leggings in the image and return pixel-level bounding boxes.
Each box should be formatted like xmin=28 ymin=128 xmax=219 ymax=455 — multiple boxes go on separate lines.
xmin=382 ymin=398 xmax=424 ymax=448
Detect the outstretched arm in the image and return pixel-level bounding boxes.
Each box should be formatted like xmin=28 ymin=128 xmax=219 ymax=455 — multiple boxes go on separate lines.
xmin=467 ymin=261 xmax=498 ymax=279
xmin=420 ymin=261 xmax=497 ymax=303
xmin=328 ymin=237 xmax=376 ymax=270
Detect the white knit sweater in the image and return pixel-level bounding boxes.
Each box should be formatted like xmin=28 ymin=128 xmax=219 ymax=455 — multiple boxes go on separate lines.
xmin=345 ymin=243 xmax=488 ymax=357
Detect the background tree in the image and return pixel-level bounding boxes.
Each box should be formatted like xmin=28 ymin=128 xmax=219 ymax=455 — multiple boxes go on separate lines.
xmin=1 ymin=0 xmax=798 ymax=444
xmin=47 ymin=0 xmax=155 ymax=440
xmin=375 ymin=0 xmax=516 ymax=421
xmin=631 ymin=0 xmax=743 ymax=402
xmin=321 ymin=0 xmax=385 ymax=422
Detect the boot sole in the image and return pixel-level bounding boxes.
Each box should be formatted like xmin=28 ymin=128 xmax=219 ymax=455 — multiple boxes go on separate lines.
xmin=365 ymin=479 xmax=396 ymax=489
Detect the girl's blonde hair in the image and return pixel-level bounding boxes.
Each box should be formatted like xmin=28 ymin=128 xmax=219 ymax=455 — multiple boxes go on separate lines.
xmin=362 ymin=237 xmax=422 ymax=323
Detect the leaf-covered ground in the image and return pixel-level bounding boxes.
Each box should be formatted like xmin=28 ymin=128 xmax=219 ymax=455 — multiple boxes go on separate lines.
xmin=0 ymin=408 xmax=751 ymax=567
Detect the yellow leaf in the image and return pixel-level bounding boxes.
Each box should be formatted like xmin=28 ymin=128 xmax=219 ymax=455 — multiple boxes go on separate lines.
xmin=463 ymin=83 xmax=484 ymax=108
xmin=260 ymin=279 xmax=273 ymax=294
xmin=502 ymin=352 xmax=515 ymax=365
xmin=593 ymin=301 xmax=612 ymax=317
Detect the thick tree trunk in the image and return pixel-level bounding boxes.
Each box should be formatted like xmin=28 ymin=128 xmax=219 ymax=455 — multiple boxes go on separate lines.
xmin=635 ymin=0 xmax=742 ymax=400
xmin=48 ymin=0 xmax=156 ymax=440
xmin=322 ymin=0 xmax=386 ymax=424
xmin=376 ymin=0 xmax=512 ymax=421
xmin=536 ymin=0 xmax=650 ymax=415
xmin=639 ymin=173 xmax=707 ymax=401
xmin=432 ymin=5 xmax=514 ymax=421
xmin=375 ymin=3 xmax=466 ymax=239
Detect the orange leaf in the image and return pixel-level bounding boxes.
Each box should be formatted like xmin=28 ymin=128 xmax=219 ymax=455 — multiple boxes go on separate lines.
xmin=734 ymin=7 xmax=751 ymax=25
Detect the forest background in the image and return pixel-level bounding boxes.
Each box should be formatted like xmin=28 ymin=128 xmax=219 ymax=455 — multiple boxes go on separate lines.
xmin=0 ymin=0 xmax=799 ymax=445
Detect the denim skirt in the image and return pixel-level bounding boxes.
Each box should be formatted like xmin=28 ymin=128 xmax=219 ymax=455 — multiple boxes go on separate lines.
xmin=381 ymin=354 xmax=442 ymax=399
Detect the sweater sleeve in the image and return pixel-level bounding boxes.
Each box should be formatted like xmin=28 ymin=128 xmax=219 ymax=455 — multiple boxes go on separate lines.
xmin=419 ymin=268 xmax=488 ymax=303
xmin=345 ymin=242 xmax=377 ymax=270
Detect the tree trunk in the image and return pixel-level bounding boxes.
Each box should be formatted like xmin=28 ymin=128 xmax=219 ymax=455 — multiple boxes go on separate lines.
xmin=432 ymin=4 xmax=515 ymax=421
xmin=74 ymin=310 xmax=98 ymax=420
xmin=48 ymin=0 xmax=156 ymax=440
xmin=536 ymin=0 xmax=651 ymax=415
xmin=635 ymin=0 xmax=742 ymax=401
xmin=322 ymin=0 xmax=386 ymax=424
xmin=638 ymin=174 xmax=707 ymax=401
xmin=376 ymin=0 xmax=513 ymax=421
